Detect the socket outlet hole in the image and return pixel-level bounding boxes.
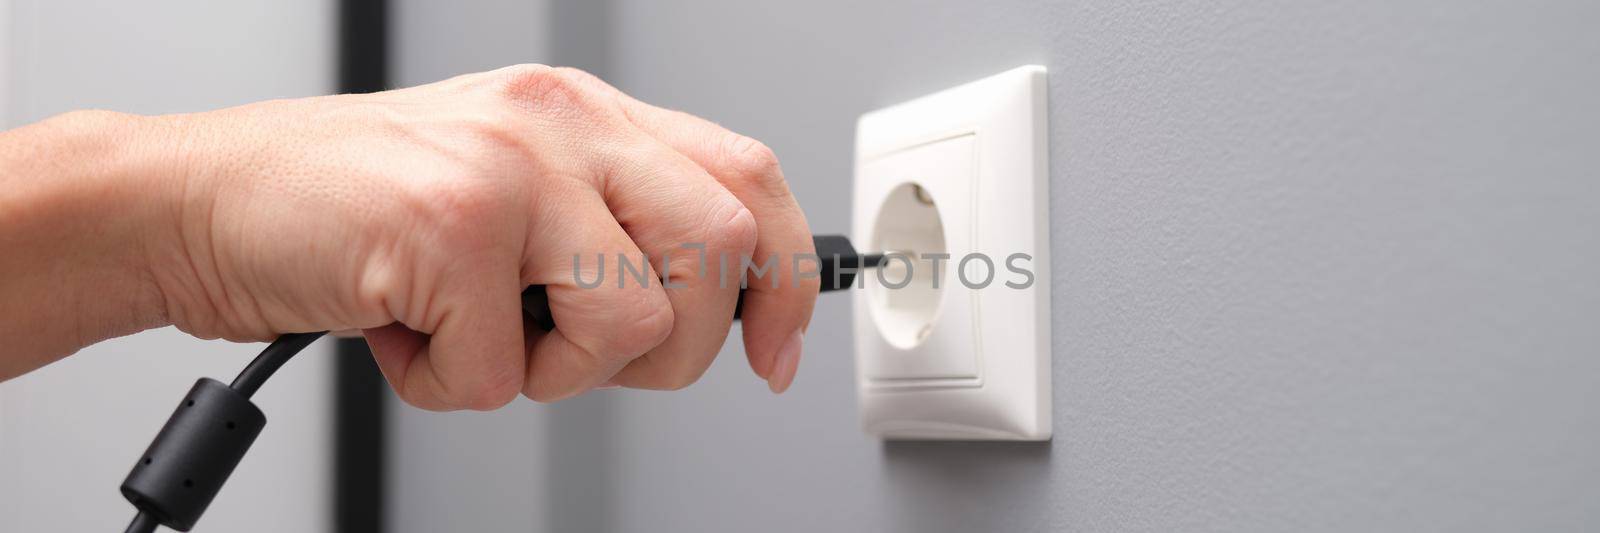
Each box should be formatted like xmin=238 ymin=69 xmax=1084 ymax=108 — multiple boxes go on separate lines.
xmin=869 ymin=182 xmax=947 ymax=349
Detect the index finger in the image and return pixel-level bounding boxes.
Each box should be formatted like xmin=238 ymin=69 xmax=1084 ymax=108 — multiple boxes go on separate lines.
xmin=600 ymin=87 xmax=818 ymax=393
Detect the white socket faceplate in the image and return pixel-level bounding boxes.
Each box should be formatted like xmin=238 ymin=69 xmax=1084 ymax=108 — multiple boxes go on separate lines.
xmin=853 ymin=66 xmax=1051 ymax=440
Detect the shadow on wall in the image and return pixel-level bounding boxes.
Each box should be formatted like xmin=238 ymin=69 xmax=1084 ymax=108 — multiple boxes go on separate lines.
xmin=881 ymin=440 xmax=1054 ymax=532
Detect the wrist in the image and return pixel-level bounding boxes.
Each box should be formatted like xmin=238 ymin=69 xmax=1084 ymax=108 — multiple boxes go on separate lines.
xmin=0 ymin=110 xmax=184 ymax=367
xmin=71 ymin=109 xmax=188 ymax=325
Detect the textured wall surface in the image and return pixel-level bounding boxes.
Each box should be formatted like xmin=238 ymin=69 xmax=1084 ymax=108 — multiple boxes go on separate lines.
xmin=0 ymin=1 xmax=336 ymax=531
xmin=392 ymin=1 xmax=1600 ymax=531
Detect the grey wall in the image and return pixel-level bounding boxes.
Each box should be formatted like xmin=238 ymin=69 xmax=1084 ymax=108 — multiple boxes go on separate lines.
xmin=0 ymin=1 xmax=8 ymax=124
xmin=392 ymin=1 xmax=1600 ymax=531
xmin=0 ymin=1 xmax=337 ymax=531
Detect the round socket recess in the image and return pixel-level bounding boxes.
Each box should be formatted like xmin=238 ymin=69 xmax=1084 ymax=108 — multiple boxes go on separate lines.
xmin=868 ymin=183 xmax=948 ymax=349
xmin=856 ymin=135 xmax=981 ymax=383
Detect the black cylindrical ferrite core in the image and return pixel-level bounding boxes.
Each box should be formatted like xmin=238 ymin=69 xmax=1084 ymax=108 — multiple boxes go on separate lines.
xmin=121 ymin=378 xmax=266 ymax=531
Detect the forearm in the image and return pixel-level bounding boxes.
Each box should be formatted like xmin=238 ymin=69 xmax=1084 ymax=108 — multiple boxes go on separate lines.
xmin=0 ymin=110 xmax=180 ymax=379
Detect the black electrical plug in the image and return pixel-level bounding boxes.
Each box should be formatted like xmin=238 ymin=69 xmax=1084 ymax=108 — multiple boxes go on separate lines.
xmin=522 ymin=234 xmax=883 ymax=330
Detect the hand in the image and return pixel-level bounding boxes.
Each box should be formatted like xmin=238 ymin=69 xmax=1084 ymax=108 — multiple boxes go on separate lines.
xmin=137 ymin=65 xmax=818 ymax=408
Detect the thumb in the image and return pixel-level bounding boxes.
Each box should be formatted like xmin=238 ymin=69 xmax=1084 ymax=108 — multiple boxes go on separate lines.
xmin=365 ymin=270 xmax=527 ymax=411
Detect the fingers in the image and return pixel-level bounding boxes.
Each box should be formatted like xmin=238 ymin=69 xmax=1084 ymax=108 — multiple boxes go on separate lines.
xmin=598 ymin=87 xmax=818 ymax=393
xmin=364 ymin=264 xmax=526 ymax=411
xmin=364 ymin=66 xmax=814 ymax=407
xmin=519 ymin=185 xmax=675 ymax=402
xmin=599 ymin=136 xmax=758 ymax=390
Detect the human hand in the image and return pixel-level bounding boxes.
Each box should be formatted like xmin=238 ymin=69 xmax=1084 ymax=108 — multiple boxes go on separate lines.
xmin=138 ymin=65 xmax=818 ymax=409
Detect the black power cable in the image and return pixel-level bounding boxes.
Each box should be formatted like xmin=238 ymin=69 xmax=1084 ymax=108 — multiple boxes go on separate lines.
xmin=123 ymin=510 xmax=160 ymax=533
xmin=230 ymin=333 xmax=329 ymax=399
xmin=117 ymin=235 xmax=881 ymax=531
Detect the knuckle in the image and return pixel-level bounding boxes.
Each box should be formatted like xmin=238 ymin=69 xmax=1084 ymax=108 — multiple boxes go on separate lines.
xmin=636 ymin=298 xmax=678 ymax=349
xmin=706 ymin=199 xmax=759 ymax=256
xmin=496 ymin=64 xmax=574 ymax=102
xmin=522 ymin=384 xmax=559 ymax=404
xmin=464 ymin=378 xmax=521 ymax=411
xmin=495 ymin=63 xmax=559 ymax=91
xmin=720 ymin=134 xmax=782 ymax=182
xmin=602 ymin=295 xmax=675 ymax=359
xmin=493 ymin=64 xmax=608 ymax=116
xmin=460 ymin=363 xmax=525 ymax=411
xmin=429 ymin=384 xmax=477 ymax=411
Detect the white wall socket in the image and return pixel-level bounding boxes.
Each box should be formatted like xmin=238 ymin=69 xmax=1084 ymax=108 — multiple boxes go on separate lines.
xmin=852 ymin=65 xmax=1051 ymax=440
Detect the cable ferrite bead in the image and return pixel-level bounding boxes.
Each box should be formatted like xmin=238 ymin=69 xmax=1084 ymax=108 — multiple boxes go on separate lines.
xmin=120 ymin=378 xmax=267 ymax=531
